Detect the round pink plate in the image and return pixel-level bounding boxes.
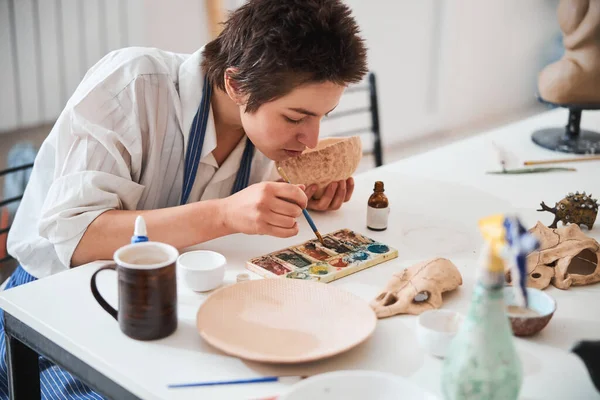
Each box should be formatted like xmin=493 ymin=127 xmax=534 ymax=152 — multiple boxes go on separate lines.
xmin=196 ymin=278 xmax=377 ymax=363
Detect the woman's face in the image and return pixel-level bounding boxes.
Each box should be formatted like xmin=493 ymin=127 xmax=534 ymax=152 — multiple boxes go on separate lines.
xmin=239 ymin=81 xmax=346 ymax=162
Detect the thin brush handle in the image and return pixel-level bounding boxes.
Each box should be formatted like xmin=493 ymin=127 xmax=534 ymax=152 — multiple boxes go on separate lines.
xmin=302 ymin=208 xmax=318 ymax=232
xmin=277 ymin=167 xmax=324 ymax=243
xmin=169 ymin=376 xmax=279 ymax=388
xmin=524 ymin=155 xmax=600 ymax=165
xmin=168 ymin=375 xmax=305 ymax=388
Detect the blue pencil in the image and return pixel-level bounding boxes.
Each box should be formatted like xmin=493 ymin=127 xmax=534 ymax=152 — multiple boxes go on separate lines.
xmin=277 ymin=167 xmax=325 ymax=246
xmin=168 ymin=376 xmax=303 ymax=388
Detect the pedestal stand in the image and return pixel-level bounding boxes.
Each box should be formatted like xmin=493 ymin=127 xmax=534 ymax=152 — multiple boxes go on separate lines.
xmin=532 ymin=96 xmax=600 ymax=154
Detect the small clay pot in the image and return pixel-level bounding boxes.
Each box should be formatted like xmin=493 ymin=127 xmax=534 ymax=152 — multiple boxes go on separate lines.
xmin=503 ymin=287 xmax=556 ymax=337
xmin=276 ymin=136 xmax=362 ymax=199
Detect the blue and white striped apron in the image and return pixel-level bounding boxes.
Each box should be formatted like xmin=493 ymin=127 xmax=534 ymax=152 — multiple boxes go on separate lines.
xmin=0 ymin=75 xmax=255 ymax=399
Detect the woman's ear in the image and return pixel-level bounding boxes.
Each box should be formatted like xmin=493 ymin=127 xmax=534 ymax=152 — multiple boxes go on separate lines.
xmin=223 ymin=68 xmax=247 ymax=106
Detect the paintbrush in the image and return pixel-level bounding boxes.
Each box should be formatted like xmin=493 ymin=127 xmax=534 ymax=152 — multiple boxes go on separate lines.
xmin=486 ymin=167 xmax=577 ymax=174
xmin=168 ymin=375 xmax=306 ymax=389
xmin=277 ymin=167 xmax=325 ymax=246
xmin=523 ymin=155 xmax=600 ymax=165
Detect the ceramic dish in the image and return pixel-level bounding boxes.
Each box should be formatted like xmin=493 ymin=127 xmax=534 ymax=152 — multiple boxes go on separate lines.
xmin=279 ymin=370 xmax=439 ymax=400
xmin=196 ymin=278 xmax=377 ymax=363
xmin=503 ymin=286 xmax=556 ymax=336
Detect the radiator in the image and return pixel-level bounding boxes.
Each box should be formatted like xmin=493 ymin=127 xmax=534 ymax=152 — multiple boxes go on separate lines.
xmin=0 ymin=0 xmax=143 ymax=133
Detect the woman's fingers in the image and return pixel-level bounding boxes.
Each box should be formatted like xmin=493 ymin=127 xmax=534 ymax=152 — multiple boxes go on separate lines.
xmin=308 ymin=182 xmax=337 ymax=211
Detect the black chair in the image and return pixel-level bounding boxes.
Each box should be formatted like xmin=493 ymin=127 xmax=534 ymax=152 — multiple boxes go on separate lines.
xmin=320 ymin=71 xmax=383 ymax=167
xmin=0 ymin=163 xmax=34 ymax=282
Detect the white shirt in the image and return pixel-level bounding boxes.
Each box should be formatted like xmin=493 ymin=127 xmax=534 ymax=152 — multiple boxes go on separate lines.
xmin=7 ymin=46 xmax=277 ymax=279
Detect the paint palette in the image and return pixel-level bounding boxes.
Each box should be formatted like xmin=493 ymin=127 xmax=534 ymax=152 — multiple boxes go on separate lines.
xmin=246 ymin=229 xmax=398 ymax=283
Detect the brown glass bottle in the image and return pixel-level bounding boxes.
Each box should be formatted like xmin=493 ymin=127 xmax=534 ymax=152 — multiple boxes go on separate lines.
xmin=367 ymin=181 xmax=389 ymax=231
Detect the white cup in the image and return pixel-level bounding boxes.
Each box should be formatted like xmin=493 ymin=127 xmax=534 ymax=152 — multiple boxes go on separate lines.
xmin=177 ymin=250 xmax=226 ymax=292
xmin=416 ymin=309 xmax=464 ymax=358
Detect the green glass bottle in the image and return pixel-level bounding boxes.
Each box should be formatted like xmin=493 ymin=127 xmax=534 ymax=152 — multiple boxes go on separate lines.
xmin=441 ymin=215 xmax=522 ymax=400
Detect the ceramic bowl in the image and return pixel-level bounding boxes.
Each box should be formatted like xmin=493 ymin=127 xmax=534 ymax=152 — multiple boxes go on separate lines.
xmin=275 ymin=136 xmax=362 ymax=199
xmin=503 ymin=286 xmax=556 ymax=336
xmin=177 ymin=250 xmax=226 ymax=292
xmin=279 ymin=370 xmax=438 ymax=400
xmin=416 ymin=309 xmax=465 ymax=358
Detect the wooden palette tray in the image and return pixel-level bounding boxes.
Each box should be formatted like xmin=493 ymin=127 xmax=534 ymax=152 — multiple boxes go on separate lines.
xmin=246 ymin=229 xmax=398 ymax=283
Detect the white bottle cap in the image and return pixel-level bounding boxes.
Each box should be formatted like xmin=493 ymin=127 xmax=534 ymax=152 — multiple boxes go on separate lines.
xmin=134 ymin=215 xmax=147 ymax=237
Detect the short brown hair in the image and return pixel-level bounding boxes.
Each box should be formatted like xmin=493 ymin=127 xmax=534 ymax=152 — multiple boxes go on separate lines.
xmin=202 ymin=0 xmax=368 ymax=113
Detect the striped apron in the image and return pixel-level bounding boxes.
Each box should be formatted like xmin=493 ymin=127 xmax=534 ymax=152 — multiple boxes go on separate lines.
xmin=0 ymin=75 xmax=254 ymax=399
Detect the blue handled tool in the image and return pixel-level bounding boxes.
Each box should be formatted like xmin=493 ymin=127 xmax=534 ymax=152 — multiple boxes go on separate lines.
xmin=503 ymin=215 xmax=540 ymax=308
xmin=168 ymin=375 xmax=305 ymax=388
xmin=277 ymin=167 xmax=325 ymax=246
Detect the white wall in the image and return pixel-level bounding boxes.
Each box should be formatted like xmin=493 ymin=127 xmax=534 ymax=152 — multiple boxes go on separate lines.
xmin=344 ymin=0 xmax=561 ymax=147
xmin=138 ymin=0 xmax=241 ymax=53
xmin=0 ymin=0 xmax=563 ymax=150
xmin=140 ymin=0 xmax=209 ymax=54
xmin=341 ymin=0 xmax=441 ymax=147
xmin=0 ymin=0 xmax=145 ymax=133
xmin=436 ymin=1 xmax=560 ymax=134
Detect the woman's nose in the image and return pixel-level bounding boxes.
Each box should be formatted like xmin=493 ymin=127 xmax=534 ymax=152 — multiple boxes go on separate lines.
xmin=297 ymin=122 xmax=320 ymax=149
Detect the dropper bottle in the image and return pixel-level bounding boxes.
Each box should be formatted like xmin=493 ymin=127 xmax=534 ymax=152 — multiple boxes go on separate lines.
xmin=131 ymin=215 xmax=149 ymax=244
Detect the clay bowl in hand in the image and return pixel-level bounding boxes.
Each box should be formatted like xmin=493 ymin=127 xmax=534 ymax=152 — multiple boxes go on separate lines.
xmin=276 ymin=136 xmax=362 ymax=199
xmin=503 ymin=287 xmax=556 ymax=337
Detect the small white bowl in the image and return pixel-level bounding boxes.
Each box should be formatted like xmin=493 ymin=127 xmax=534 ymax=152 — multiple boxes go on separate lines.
xmin=416 ymin=309 xmax=464 ymax=358
xmin=177 ymin=250 xmax=226 ymax=292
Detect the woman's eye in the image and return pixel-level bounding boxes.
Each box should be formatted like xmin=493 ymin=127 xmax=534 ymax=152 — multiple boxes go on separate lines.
xmin=284 ymin=116 xmax=303 ymax=124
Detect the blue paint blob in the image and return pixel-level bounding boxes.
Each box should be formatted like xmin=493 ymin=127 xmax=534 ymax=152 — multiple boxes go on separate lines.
xmin=350 ymin=251 xmax=370 ymax=261
xmin=367 ymin=243 xmax=390 ymax=254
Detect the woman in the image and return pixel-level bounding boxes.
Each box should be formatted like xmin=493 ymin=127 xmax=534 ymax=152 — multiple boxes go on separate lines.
xmin=3 ymin=0 xmax=367 ymax=397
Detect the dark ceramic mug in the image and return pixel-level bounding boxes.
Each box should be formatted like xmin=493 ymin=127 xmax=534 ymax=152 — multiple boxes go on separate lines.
xmin=90 ymin=241 xmax=179 ymax=340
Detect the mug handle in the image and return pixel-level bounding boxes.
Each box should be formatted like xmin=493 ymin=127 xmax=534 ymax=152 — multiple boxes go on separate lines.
xmin=90 ymin=264 xmax=118 ymax=320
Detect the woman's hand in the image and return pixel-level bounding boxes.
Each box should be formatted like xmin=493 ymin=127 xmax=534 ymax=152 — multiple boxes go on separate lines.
xmin=305 ymin=177 xmax=354 ymax=211
xmin=222 ymin=181 xmax=307 ymax=238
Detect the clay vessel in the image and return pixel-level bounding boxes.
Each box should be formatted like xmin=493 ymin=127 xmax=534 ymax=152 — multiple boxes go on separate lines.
xmin=503 ymin=287 xmax=556 ymax=337
xmin=276 ymin=136 xmax=362 ymax=199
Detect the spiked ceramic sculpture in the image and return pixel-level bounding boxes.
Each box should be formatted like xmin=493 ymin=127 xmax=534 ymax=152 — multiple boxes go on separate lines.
xmin=370 ymin=258 xmax=463 ymax=318
xmin=538 ymin=0 xmax=600 ymax=104
xmin=538 ymin=191 xmax=598 ymax=230
xmin=276 ymin=136 xmax=362 ymax=199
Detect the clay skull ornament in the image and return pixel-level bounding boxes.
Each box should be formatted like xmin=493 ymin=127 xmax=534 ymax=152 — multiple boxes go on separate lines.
xmin=370 ymin=258 xmax=463 ymax=318
xmin=505 ymin=221 xmax=600 ymax=290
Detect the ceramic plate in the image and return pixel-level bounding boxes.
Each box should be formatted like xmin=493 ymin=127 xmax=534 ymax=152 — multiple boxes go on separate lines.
xmin=279 ymin=370 xmax=439 ymax=400
xmin=196 ymin=278 xmax=377 ymax=363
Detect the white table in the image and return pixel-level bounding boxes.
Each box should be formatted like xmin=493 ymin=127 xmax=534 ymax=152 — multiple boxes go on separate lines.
xmin=1 ymin=108 xmax=600 ymax=400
